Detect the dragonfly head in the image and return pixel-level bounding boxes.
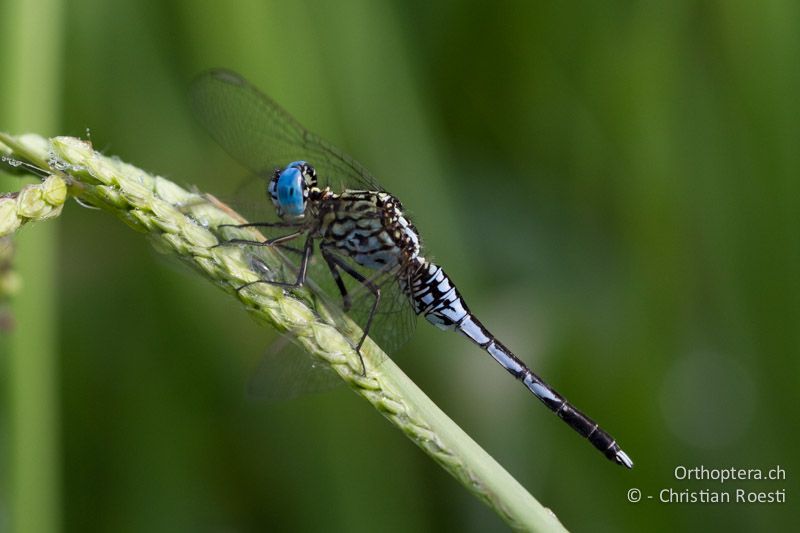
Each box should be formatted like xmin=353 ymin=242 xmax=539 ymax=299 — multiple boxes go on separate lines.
xmin=268 ymin=161 xmax=318 ymax=218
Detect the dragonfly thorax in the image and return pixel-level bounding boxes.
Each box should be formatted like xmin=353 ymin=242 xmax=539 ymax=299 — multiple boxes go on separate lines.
xmin=319 ymin=191 xmax=422 ymax=271
xmin=268 ymin=161 xmax=319 ymax=218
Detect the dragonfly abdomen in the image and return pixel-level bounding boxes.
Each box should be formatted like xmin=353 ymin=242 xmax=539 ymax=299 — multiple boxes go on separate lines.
xmin=403 ymin=260 xmax=470 ymax=329
xmin=403 ymin=259 xmax=633 ymax=468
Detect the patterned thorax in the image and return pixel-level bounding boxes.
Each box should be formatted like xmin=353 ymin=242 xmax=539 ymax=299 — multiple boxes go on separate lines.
xmin=316 ymin=190 xmax=421 ymax=270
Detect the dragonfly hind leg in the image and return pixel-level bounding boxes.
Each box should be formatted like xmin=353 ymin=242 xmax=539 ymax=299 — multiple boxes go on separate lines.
xmin=321 ymin=249 xmax=382 ymax=376
xmin=322 ymin=251 xmax=352 ymax=312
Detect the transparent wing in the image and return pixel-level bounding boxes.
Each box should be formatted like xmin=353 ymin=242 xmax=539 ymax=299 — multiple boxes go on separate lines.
xmin=246 ymin=275 xmax=418 ymax=401
xmin=247 ymin=335 xmax=344 ymax=401
xmin=316 ymin=250 xmax=418 ymax=356
xmin=244 ymin=251 xmax=416 ymax=400
xmin=357 ymin=275 xmax=418 ymax=356
xmin=189 ymin=68 xmax=385 ymax=192
xmin=244 ymin=245 xmax=417 ymax=358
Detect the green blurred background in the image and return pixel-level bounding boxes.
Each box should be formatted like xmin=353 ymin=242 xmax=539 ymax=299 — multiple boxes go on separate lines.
xmin=1 ymin=0 xmax=798 ymax=531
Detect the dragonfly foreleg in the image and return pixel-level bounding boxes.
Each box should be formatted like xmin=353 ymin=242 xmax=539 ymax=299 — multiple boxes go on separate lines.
xmin=233 ymin=233 xmax=313 ymax=292
xmin=218 ymin=221 xmax=305 ymax=229
xmin=213 ymin=228 xmax=306 ymax=249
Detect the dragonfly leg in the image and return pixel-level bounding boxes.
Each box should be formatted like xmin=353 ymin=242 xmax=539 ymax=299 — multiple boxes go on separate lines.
xmin=212 ymin=229 xmax=306 ymax=249
xmin=218 ymin=221 xmax=305 ymax=229
xmin=321 ymin=249 xmax=352 ymax=311
xmin=321 ymin=250 xmax=381 ymax=376
xmin=275 ymin=244 xmax=303 ymax=255
xmin=234 ymin=233 xmax=313 ymax=293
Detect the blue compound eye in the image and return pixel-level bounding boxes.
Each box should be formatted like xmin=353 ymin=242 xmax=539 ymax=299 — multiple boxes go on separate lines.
xmin=276 ymin=166 xmax=305 ymax=216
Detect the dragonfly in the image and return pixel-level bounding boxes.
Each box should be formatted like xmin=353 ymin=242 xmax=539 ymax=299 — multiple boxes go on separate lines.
xmin=190 ymin=69 xmax=633 ymax=469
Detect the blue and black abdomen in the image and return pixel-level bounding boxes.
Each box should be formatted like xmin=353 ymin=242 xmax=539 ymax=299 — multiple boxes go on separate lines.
xmin=403 ymin=260 xmax=470 ymax=329
xmin=403 ymin=258 xmax=633 ymax=468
